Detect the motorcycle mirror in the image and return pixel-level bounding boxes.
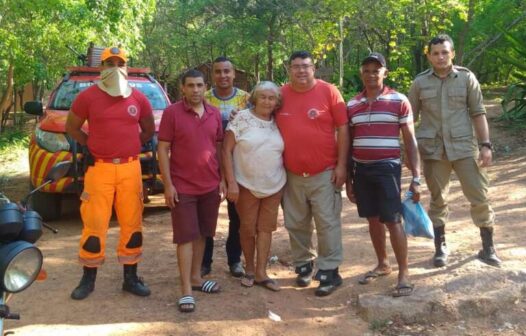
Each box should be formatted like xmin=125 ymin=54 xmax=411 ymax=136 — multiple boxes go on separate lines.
xmin=23 ymin=101 xmax=44 ymax=116
xmin=22 ymin=161 xmax=72 ymax=207
xmin=44 ymin=161 xmax=72 ymax=183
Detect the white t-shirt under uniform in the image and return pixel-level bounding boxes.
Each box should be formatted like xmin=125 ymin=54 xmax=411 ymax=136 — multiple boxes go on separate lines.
xmin=226 ymin=108 xmax=286 ymax=198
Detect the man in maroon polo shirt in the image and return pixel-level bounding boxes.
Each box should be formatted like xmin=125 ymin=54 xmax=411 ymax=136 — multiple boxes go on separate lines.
xmin=157 ymin=69 xmax=226 ymax=313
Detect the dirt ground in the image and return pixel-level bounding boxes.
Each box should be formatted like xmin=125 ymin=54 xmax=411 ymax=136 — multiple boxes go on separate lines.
xmin=2 ymin=100 xmax=526 ymax=336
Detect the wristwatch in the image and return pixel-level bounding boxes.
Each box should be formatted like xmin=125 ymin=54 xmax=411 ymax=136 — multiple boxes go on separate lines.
xmin=411 ymin=177 xmax=421 ymax=185
xmin=479 ymin=142 xmax=492 ymax=150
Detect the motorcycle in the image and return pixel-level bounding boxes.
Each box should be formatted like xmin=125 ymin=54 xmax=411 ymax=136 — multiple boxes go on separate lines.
xmin=0 ymin=161 xmax=71 ymax=335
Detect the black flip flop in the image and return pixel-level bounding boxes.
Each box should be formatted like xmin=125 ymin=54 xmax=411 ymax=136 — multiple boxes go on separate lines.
xmin=392 ymin=283 xmax=414 ymax=297
xmin=358 ymin=269 xmax=391 ymax=285
xmin=178 ymin=295 xmax=195 ymax=313
xmin=192 ymin=280 xmax=220 ymax=293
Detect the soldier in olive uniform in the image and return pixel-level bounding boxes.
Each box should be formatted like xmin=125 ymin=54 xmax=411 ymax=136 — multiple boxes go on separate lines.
xmin=408 ymin=34 xmax=501 ymax=268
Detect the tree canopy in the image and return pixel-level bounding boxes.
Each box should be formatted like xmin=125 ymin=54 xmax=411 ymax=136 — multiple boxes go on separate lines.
xmin=1 ymin=0 xmax=525 ymax=114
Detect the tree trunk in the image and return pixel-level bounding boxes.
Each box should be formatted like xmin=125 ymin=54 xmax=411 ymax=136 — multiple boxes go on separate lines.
xmin=417 ymin=10 xmax=430 ymax=74
xmin=0 ymin=63 xmax=14 ymax=133
xmin=409 ymin=2 xmax=420 ymax=75
xmin=17 ymin=88 xmax=25 ymax=127
xmin=254 ymin=54 xmax=260 ymax=83
xmin=266 ymin=14 xmax=277 ymax=81
xmin=339 ymin=18 xmax=344 ymax=89
xmin=456 ymin=0 xmax=475 ymax=65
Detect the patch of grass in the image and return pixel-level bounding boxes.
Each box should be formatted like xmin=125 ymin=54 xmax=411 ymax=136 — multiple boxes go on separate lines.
xmin=0 ymin=127 xmax=30 ymax=152
xmin=369 ymin=319 xmax=391 ymax=332
xmin=0 ymin=127 xmax=30 ymax=192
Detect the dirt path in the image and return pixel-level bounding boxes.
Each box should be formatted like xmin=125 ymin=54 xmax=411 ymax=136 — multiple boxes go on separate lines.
xmin=3 ymin=99 xmax=526 ymax=336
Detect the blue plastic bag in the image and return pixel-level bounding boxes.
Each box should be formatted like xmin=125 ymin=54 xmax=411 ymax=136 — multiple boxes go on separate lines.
xmin=402 ymin=191 xmax=434 ymax=239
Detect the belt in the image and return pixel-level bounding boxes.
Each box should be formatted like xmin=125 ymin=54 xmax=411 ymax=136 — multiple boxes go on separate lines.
xmin=290 ymin=169 xmax=333 ymax=178
xmin=95 ymin=155 xmax=138 ymax=164
xmin=355 ymin=159 xmax=401 ymax=166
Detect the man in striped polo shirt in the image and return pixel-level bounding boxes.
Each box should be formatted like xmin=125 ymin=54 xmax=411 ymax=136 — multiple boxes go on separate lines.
xmin=346 ymin=52 xmax=421 ymax=297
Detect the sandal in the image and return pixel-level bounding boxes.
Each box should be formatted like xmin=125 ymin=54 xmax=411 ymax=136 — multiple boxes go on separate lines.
xmin=178 ymin=295 xmax=195 ymax=313
xmin=392 ymin=283 xmax=414 ymax=297
xmin=241 ymin=274 xmax=255 ymax=288
xmin=254 ymin=278 xmax=280 ymax=292
xmin=192 ymin=280 xmax=220 ymax=293
xmin=358 ymin=268 xmax=392 ymax=285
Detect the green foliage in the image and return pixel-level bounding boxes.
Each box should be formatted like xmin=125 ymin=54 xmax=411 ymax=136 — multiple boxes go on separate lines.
xmin=0 ymin=127 xmax=29 ymax=152
xmin=386 ymin=67 xmax=413 ymax=94
xmin=1 ymin=0 xmax=526 ymax=107
xmin=500 ymin=81 xmax=526 ymax=123
xmin=0 ymin=127 xmax=30 ymax=191
xmin=0 ymin=0 xmax=156 ymax=100
xmin=496 ymin=27 xmax=526 ymax=124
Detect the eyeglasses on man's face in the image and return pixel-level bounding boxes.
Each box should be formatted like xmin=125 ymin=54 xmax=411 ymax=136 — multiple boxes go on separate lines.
xmin=290 ymin=64 xmax=314 ymax=71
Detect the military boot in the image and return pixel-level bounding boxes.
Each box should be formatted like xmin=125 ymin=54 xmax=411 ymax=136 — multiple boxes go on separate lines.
xmin=433 ymin=226 xmax=448 ymax=267
xmin=478 ymin=227 xmax=502 ymax=267
xmin=71 ymin=266 xmax=97 ymax=300
xmin=122 ymin=264 xmax=151 ymax=296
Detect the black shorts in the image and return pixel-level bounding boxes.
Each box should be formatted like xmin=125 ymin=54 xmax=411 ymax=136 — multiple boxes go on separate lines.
xmin=353 ymin=161 xmax=402 ymax=224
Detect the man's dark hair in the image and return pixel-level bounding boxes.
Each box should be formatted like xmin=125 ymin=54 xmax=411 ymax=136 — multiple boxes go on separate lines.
xmin=181 ymin=69 xmax=205 ymax=85
xmin=428 ymin=34 xmax=455 ymax=53
xmin=213 ymin=56 xmax=232 ymax=64
xmin=289 ymin=50 xmax=313 ymax=64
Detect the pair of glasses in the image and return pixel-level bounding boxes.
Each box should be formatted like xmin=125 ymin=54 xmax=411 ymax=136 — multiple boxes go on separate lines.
xmin=290 ymin=64 xmax=314 ymax=71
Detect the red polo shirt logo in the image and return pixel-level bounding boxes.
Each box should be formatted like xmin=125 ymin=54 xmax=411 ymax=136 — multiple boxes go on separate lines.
xmin=307 ymin=108 xmax=320 ymax=119
xmin=128 ymin=105 xmax=138 ymax=117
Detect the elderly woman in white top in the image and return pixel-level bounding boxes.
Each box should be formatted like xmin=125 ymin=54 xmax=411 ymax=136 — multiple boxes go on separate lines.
xmin=223 ymin=81 xmax=286 ymax=291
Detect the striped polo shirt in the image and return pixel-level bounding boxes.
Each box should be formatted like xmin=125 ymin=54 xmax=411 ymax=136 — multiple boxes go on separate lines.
xmin=347 ymin=86 xmax=413 ymax=163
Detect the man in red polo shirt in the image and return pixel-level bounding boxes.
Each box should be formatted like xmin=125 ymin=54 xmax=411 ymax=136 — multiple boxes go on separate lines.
xmin=276 ymin=50 xmax=349 ymax=297
xmin=346 ymin=52 xmax=420 ymax=297
xmin=157 ymin=69 xmax=225 ymax=313
xmin=66 ymin=47 xmax=154 ymax=300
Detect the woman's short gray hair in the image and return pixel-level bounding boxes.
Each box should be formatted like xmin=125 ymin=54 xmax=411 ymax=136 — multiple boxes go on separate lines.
xmin=248 ymin=81 xmax=282 ymax=109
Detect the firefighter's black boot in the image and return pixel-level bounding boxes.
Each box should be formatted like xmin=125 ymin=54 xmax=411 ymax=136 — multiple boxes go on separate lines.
xmin=433 ymin=226 xmax=448 ymax=267
xmin=71 ymin=266 xmax=97 ymax=300
xmin=122 ymin=264 xmax=151 ymax=296
xmin=478 ymin=227 xmax=502 ymax=267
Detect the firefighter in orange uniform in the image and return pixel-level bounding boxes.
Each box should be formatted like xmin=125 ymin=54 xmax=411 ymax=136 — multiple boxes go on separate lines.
xmin=66 ymin=47 xmax=155 ymax=300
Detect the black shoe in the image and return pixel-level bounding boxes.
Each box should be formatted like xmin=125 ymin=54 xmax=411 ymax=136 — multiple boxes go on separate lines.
xmin=122 ymin=264 xmax=151 ymax=297
xmin=478 ymin=227 xmax=502 ymax=267
xmin=295 ymin=261 xmax=313 ymax=287
xmin=229 ymin=262 xmax=245 ymax=278
xmin=201 ymin=264 xmax=212 ymax=277
xmin=71 ymin=266 xmax=97 ymax=300
xmin=433 ymin=226 xmax=448 ymax=267
xmin=314 ymin=268 xmax=343 ymax=297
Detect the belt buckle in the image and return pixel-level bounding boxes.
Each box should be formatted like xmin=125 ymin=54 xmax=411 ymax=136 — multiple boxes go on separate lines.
xmin=112 ymin=158 xmax=121 ymax=164
xmin=302 ymin=172 xmax=310 ymax=178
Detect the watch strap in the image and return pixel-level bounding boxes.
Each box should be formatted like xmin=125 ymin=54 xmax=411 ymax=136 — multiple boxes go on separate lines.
xmin=479 ymin=142 xmax=492 ymax=150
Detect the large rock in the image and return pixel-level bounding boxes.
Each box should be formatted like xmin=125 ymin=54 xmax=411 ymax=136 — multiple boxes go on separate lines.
xmin=358 ymin=288 xmax=457 ymax=323
xmin=357 ymin=269 xmax=526 ymax=323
